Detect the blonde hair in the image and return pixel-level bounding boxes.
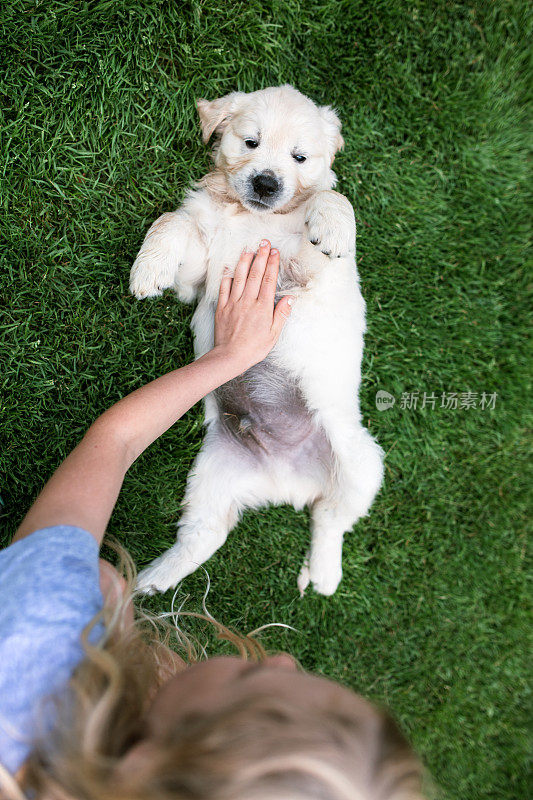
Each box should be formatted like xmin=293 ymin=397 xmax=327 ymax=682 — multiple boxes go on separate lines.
xmin=3 ymin=544 xmax=427 ymax=800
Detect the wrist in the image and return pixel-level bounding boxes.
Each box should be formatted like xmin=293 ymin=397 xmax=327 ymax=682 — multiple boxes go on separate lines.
xmin=200 ymin=346 xmax=250 ymax=379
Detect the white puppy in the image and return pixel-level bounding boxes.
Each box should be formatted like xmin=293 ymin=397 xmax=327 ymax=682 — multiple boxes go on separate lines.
xmin=130 ymin=85 xmax=384 ymax=596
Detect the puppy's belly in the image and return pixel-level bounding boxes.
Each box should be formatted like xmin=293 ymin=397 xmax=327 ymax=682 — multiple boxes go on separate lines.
xmin=214 ymin=358 xmax=331 ymax=472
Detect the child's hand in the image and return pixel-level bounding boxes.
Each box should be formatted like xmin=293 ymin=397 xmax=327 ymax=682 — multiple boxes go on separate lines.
xmin=213 ymin=240 xmax=294 ymax=373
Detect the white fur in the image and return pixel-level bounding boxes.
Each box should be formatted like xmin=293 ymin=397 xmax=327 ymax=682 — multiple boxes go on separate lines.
xmin=130 ymin=85 xmax=384 ymax=596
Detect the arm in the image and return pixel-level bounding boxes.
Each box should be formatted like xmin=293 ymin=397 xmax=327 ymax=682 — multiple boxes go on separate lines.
xmin=13 ymin=242 xmax=293 ymax=547
xmin=13 ymin=350 xmax=247 ymax=545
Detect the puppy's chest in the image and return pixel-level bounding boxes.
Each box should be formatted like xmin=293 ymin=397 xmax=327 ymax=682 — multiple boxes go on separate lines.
xmin=207 ymin=211 xmax=305 ymax=272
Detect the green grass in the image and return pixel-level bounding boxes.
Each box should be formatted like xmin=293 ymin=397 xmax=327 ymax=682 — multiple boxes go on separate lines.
xmin=0 ymin=1 xmax=530 ymax=797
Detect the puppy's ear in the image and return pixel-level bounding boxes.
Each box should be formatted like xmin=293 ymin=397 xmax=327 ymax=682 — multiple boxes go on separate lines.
xmin=196 ymin=92 xmax=243 ymax=144
xmin=318 ymin=105 xmax=344 ymax=163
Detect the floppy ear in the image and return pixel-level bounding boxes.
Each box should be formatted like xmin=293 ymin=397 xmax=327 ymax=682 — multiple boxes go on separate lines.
xmin=196 ymin=92 xmax=243 ymax=144
xmin=318 ymin=105 xmax=344 ymax=163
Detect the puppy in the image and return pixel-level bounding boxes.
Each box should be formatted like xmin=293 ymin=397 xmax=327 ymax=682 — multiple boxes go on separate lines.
xmin=130 ymin=85 xmax=384 ymax=596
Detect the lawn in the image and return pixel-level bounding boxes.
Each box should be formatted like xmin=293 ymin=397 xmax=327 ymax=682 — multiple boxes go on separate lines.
xmin=0 ymin=1 xmax=530 ymax=797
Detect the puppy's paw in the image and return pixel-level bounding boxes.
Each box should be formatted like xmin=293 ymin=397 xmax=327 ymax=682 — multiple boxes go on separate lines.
xmin=297 ymin=552 xmax=342 ymax=596
xmin=130 ymin=257 xmax=166 ymax=299
xmin=136 ymin=550 xmax=192 ymax=595
xmin=305 ymin=190 xmax=356 ymax=259
xmin=130 ymin=212 xmax=183 ymax=299
xmin=309 ymin=556 xmax=342 ymax=596
xmin=297 ymin=556 xmax=311 ymax=597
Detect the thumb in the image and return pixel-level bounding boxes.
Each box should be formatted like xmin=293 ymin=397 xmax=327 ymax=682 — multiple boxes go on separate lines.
xmin=271 ymin=295 xmax=294 ymax=338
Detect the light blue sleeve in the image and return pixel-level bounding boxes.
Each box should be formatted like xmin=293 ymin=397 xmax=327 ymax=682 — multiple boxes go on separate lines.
xmin=0 ymin=526 xmax=104 ymax=774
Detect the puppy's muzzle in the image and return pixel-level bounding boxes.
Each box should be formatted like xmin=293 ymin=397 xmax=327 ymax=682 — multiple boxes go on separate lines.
xmin=252 ymin=171 xmax=280 ymax=199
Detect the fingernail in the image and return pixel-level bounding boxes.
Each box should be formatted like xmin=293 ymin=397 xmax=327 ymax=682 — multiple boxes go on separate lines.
xmin=287 ymin=297 xmax=294 ymax=307
xmin=270 ymin=248 xmax=278 ymax=255
xmin=260 ymin=239 xmax=269 ymax=247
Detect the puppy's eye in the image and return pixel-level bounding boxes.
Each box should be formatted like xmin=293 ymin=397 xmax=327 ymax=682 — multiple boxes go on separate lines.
xmin=244 ymin=139 xmax=259 ymax=149
xmin=293 ymin=153 xmax=306 ymax=163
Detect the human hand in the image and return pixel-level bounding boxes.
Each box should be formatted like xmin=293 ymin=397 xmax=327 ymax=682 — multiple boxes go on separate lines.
xmin=213 ymin=240 xmax=294 ymax=374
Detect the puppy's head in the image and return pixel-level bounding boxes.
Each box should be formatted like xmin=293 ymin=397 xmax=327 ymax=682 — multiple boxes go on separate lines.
xmin=197 ymin=85 xmax=344 ymax=212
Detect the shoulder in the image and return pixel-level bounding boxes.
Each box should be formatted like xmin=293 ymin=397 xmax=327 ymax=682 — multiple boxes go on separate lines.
xmin=0 ymin=526 xmax=104 ymax=774
xmin=1 ymin=525 xmax=99 ymax=587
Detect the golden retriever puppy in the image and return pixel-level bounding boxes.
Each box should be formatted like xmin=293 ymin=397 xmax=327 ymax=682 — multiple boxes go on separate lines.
xmin=130 ymin=85 xmax=384 ymax=596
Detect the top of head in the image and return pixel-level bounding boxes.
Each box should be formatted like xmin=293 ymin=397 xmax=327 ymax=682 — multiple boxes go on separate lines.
xmin=196 ymin=85 xmax=344 ymax=213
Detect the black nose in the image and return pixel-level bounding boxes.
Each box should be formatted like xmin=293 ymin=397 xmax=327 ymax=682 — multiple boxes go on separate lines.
xmin=252 ymin=171 xmax=280 ymax=198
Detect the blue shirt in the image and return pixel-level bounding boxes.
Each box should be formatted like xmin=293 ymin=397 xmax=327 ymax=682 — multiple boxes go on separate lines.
xmin=0 ymin=526 xmax=104 ymax=774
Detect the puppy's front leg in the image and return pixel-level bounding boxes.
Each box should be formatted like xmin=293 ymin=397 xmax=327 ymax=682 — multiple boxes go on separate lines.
xmin=130 ymin=211 xmax=207 ymax=302
xmin=305 ymin=189 xmax=356 ymax=260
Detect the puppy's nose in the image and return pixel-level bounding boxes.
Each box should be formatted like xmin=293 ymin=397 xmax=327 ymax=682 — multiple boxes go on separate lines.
xmin=252 ymin=171 xmax=280 ymax=198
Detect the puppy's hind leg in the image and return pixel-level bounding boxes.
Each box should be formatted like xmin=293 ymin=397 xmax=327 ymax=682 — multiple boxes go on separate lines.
xmin=136 ymin=431 xmax=265 ymax=595
xmin=298 ymin=427 xmax=384 ymax=596
xmin=297 ymin=502 xmax=355 ymax=597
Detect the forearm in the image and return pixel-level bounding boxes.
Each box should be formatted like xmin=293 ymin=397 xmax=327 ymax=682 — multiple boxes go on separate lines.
xmin=102 ymin=346 xmax=243 ymax=466
xmin=13 ymin=348 xmax=241 ymax=546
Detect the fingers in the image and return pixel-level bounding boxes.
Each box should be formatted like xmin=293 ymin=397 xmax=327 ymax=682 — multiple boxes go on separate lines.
xmin=217 ymin=267 xmax=232 ymax=310
xmin=258 ymin=247 xmax=280 ymax=303
xmin=271 ymin=295 xmax=294 ymax=339
xmin=229 ymin=249 xmax=255 ymax=301
xmin=242 ymin=239 xmax=273 ymax=300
